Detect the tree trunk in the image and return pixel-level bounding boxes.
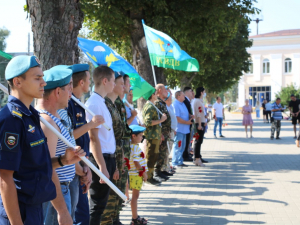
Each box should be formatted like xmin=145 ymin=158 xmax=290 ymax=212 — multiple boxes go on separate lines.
xmin=130 ymin=11 xmax=154 ymax=110
xmin=154 ymin=66 xmax=166 ymax=85
xmin=27 ymin=0 xmax=83 ymax=70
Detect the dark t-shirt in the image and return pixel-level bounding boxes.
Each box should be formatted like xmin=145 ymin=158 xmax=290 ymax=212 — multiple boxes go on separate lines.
xmin=262 ymin=103 xmax=266 ymax=110
xmin=289 ymin=99 xmax=300 ymax=113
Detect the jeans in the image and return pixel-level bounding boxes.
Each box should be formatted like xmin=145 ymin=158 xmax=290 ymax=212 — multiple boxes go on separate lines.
xmin=256 ymin=110 xmax=260 ymax=118
xmin=89 ymin=155 xmax=116 ymax=225
xmin=69 ymin=175 xmax=80 ymax=220
xmin=214 ymin=117 xmax=223 ymax=136
xmin=43 ymin=183 xmax=72 ymax=225
xmin=172 ymin=132 xmax=186 ymax=166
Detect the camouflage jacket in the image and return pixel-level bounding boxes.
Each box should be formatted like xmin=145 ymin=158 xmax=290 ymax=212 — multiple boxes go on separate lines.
xmin=115 ymin=96 xmax=132 ymax=139
xmin=142 ymin=101 xmax=161 ymax=140
xmin=155 ymin=97 xmax=171 ymax=138
xmin=105 ymin=97 xmax=124 ymax=141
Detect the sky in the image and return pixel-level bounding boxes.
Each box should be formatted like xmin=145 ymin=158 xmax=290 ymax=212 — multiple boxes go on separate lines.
xmin=0 ymin=0 xmax=300 ymax=53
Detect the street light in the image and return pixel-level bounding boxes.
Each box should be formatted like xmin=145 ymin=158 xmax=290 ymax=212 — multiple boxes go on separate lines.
xmin=251 ymin=14 xmax=264 ymax=35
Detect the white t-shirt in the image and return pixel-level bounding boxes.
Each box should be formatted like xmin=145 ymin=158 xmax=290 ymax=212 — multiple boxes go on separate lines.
xmin=85 ymin=92 xmax=116 ymax=154
xmin=213 ymin=102 xmax=223 ymax=118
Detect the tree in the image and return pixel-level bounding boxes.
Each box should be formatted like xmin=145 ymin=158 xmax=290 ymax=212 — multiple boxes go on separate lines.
xmin=81 ymin=0 xmax=257 ymax=96
xmin=26 ymin=0 xmax=84 ymax=70
xmin=0 ymin=27 xmax=10 ymax=51
xmin=275 ymin=83 xmax=300 ymax=107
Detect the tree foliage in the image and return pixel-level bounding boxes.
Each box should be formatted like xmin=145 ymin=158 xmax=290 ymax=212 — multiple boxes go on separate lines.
xmin=81 ymin=0 xmax=257 ymax=93
xmin=0 ymin=27 xmax=10 ymax=51
xmin=275 ymin=83 xmax=300 ymax=107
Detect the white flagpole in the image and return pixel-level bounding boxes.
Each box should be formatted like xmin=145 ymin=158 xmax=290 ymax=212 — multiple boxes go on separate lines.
xmin=142 ymin=20 xmax=157 ymax=86
xmin=0 ymin=84 xmax=126 ymax=201
xmin=71 ymin=96 xmax=111 ymax=131
xmin=147 ymin=100 xmax=163 ymax=115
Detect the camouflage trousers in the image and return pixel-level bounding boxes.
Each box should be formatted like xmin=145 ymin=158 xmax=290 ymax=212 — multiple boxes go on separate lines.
xmin=271 ymin=120 xmax=281 ymax=138
xmin=155 ymin=138 xmax=168 ymax=173
xmin=101 ymin=144 xmax=124 ymax=225
xmin=145 ymin=139 xmax=160 ymax=179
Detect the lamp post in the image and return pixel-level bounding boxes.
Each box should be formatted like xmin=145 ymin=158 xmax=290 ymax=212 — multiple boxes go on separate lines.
xmin=251 ymin=16 xmax=263 ymax=35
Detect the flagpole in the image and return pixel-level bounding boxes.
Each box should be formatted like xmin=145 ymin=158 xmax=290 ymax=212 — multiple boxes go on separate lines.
xmin=142 ymin=20 xmax=157 ymax=86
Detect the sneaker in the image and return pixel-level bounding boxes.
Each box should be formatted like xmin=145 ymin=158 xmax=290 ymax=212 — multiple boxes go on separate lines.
xmin=201 ymin=159 xmax=208 ymax=163
xmin=214 ymin=135 xmax=217 ymax=138
xmin=152 ymin=176 xmax=163 ymax=183
xmin=270 ymin=137 xmax=274 ymax=140
xmin=156 ymin=172 xmax=169 ymax=181
xmin=276 ymin=137 xmax=281 ymax=140
xmin=178 ymin=163 xmax=188 ymax=167
xmin=161 ymin=171 xmax=173 ymax=176
xmin=145 ymin=178 xmax=161 ymax=186
xmin=220 ymin=135 xmax=225 ymax=138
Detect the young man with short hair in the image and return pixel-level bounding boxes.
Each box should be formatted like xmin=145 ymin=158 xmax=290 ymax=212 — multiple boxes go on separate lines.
xmin=271 ymin=97 xmax=284 ymax=140
xmin=85 ymin=66 xmax=116 ymax=225
xmin=288 ymin=94 xmax=300 ymax=139
xmin=0 ymin=56 xmax=84 ymax=225
xmin=213 ymin=96 xmax=225 ymax=138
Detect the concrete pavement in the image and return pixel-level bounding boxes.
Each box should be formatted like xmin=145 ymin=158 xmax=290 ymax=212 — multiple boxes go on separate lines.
xmin=120 ymin=113 xmax=300 ymax=224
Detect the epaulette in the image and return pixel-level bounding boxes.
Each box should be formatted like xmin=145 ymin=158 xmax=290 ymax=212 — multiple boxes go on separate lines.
xmin=11 ymin=106 xmax=23 ymax=119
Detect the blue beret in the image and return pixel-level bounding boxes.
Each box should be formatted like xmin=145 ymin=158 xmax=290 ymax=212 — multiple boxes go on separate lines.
xmin=43 ymin=65 xmax=73 ymax=90
xmin=114 ymin=71 xmax=125 ymax=79
xmin=165 ymin=85 xmax=169 ymax=89
xmin=72 ymin=64 xmax=89 ymax=74
xmin=129 ymin=125 xmax=146 ymax=134
xmin=5 ymin=55 xmax=40 ymax=80
xmin=164 ymin=92 xmax=171 ymax=101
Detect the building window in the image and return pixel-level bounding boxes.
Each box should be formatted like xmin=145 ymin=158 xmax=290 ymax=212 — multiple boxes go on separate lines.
xmin=263 ymin=59 xmax=270 ymax=74
xmin=285 ymin=58 xmax=292 ymax=73
xmin=246 ymin=61 xmax=253 ymax=74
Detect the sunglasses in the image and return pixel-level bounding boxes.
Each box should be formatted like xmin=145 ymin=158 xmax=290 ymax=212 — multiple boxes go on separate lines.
xmin=60 ymin=118 xmax=74 ymax=138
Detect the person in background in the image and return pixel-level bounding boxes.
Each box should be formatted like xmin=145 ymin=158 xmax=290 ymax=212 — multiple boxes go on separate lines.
xmin=255 ymin=101 xmax=260 ymax=119
xmin=172 ymin=91 xmax=193 ymax=168
xmin=192 ymin=87 xmax=206 ymax=167
xmin=213 ymin=97 xmax=225 ymax=138
xmin=271 ymin=97 xmax=284 ymax=140
xmin=207 ymin=103 xmax=212 ymax=119
xmin=265 ymin=100 xmax=272 ymax=123
xmin=262 ymin=99 xmax=267 ymax=123
xmin=242 ymin=99 xmax=253 ymax=138
xmin=125 ymin=88 xmax=139 ymax=126
xmin=288 ymin=94 xmax=300 ymax=139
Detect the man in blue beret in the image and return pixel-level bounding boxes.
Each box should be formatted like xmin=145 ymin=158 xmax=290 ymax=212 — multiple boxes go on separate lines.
xmin=0 ymin=55 xmax=85 ymax=225
xmin=36 ymin=65 xmax=85 ymax=225
xmin=68 ymin=64 xmax=104 ymax=225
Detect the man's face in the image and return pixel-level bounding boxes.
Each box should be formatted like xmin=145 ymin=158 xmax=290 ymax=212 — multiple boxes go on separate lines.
xmin=114 ymin=76 xmax=124 ymax=96
xmin=124 ymin=76 xmax=131 ymax=94
xmin=291 ymin=96 xmax=296 ymax=101
xmin=83 ymin=71 xmax=91 ymax=93
xmin=127 ymin=91 xmax=133 ymax=103
xmin=185 ymin=89 xmax=194 ymax=100
xmin=276 ymin=99 xmax=281 ymax=104
xmin=18 ymin=67 xmax=46 ymax=99
xmin=59 ymin=81 xmax=72 ymax=109
xmin=217 ymin=97 xmax=221 ymax=103
xmin=178 ymin=92 xmax=185 ymax=102
xmin=105 ymin=73 xmax=116 ymax=94
xmin=158 ymin=86 xmax=168 ymax=99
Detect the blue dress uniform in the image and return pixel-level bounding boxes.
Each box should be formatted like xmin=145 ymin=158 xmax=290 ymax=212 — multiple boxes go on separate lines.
xmin=0 ymin=96 xmax=56 ymax=224
xmin=68 ymin=64 xmax=90 ymax=225
xmin=0 ymin=55 xmax=56 ymax=225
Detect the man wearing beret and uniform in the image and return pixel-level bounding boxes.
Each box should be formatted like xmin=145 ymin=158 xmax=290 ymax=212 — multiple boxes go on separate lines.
xmin=142 ymin=89 xmax=167 ymax=186
xmin=68 ymin=64 xmax=104 ymax=225
xmin=36 ymin=65 xmax=85 ymax=225
xmin=114 ymin=72 xmax=132 ymax=224
xmin=154 ymin=84 xmax=172 ymax=181
xmin=101 ymin=71 xmax=125 ymax=225
xmin=0 ymin=55 xmax=85 ymax=225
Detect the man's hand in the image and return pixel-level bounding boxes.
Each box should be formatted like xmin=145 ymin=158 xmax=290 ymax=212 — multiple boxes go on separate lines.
xmin=197 ymin=124 xmax=203 ymax=130
xmin=160 ymin=113 xmax=167 ymax=122
xmin=190 ymin=115 xmax=195 ymax=119
xmin=187 ymin=118 xmax=193 ymax=125
xmin=131 ymin=109 xmax=138 ymax=117
xmin=62 ymin=146 xmax=86 ymax=166
xmin=99 ymin=167 xmax=110 ymax=184
xmin=214 ymin=116 xmax=217 ymax=121
xmin=90 ymin=115 xmax=105 ymax=128
xmin=143 ymin=172 xmax=148 ymax=182
xmin=161 ymin=134 xmax=165 ymax=141
xmin=57 ymin=210 xmax=73 ymax=225
xmin=113 ymin=169 xmax=119 ymax=180
xmin=296 ymin=139 xmax=300 ymax=148
xmin=80 ymin=166 xmax=92 ymax=194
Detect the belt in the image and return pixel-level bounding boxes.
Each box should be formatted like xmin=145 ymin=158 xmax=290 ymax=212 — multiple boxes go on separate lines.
xmin=103 ymin=153 xmax=115 ymax=158
xmin=60 ymin=181 xmax=71 ymax=186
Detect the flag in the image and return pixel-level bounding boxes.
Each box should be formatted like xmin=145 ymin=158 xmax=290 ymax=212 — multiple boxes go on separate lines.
xmin=78 ymin=37 xmax=155 ymax=101
xmin=142 ymin=21 xmax=199 ymax=72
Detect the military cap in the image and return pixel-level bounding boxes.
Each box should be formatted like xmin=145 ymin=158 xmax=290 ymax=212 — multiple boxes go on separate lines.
xmin=114 ymin=71 xmax=125 ymax=79
xmin=72 ymin=64 xmax=89 ymax=73
xmin=43 ymin=65 xmax=73 ymax=90
xmin=5 ymin=55 xmax=40 ymax=80
xmin=129 ymin=125 xmax=146 ymax=134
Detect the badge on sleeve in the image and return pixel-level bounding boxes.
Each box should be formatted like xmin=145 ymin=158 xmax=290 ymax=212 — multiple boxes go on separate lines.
xmin=4 ymin=132 xmax=19 ymax=150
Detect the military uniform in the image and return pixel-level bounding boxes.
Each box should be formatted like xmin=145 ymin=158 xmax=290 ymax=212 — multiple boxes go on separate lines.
xmin=114 ymin=96 xmax=132 ymax=220
xmin=101 ymin=96 xmax=125 ymax=225
xmin=154 ymin=97 xmax=171 ymax=174
xmin=142 ymin=101 xmax=162 ymax=179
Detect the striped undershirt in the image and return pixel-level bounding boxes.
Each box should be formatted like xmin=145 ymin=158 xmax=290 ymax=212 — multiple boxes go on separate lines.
xmin=129 ymin=144 xmax=148 ymax=176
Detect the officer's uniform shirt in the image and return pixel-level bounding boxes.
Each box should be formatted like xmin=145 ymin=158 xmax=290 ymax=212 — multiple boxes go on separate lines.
xmin=0 ymin=96 xmax=56 ymax=205
xmin=68 ymin=95 xmax=90 ymax=156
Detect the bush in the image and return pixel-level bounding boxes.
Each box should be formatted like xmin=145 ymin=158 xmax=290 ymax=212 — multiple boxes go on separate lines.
xmin=275 ymin=84 xmax=300 ymax=107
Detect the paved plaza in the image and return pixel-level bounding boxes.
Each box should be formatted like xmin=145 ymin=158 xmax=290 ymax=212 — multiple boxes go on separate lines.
xmin=120 ymin=113 xmax=300 ymax=224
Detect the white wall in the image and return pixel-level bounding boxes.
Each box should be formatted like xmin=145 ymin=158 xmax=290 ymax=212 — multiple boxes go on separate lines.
xmin=238 ymin=76 xmax=245 ymax=107
xmin=293 ymin=53 xmax=300 ymax=88
xmin=270 ymin=54 xmax=283 ymax=100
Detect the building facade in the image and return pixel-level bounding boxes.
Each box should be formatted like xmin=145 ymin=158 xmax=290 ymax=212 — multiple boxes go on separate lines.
xmin=238 ymin=29 xmax=300 ymax=107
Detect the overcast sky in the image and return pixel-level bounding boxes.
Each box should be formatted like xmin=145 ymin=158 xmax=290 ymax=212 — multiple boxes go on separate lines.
xmin=1 ymin=0 xmax=300 ymax=53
